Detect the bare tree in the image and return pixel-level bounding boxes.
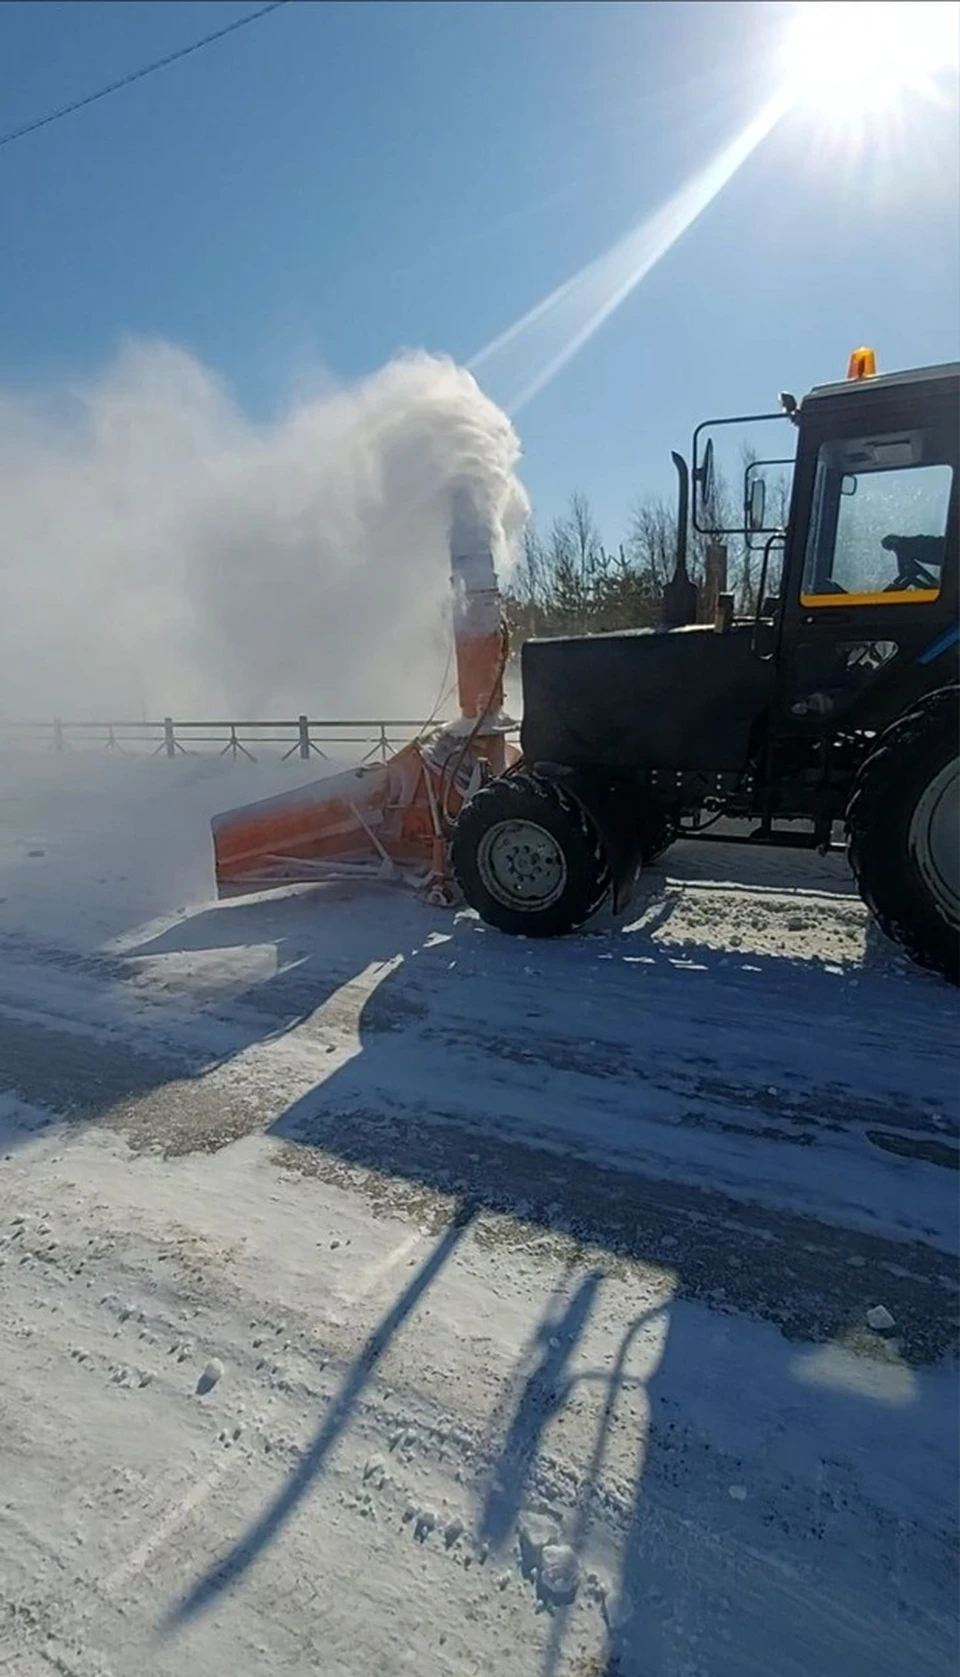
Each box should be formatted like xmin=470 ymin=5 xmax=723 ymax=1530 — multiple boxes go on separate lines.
xmin=502 ymin=521 xmax=548 ymax=646
xmin=626 ymin=497 xmax=676 ymax=595
xmin=568 ymin=491 xmax=603 ymax=593
xmin=537 ymin=493 xmax=604 ymax=632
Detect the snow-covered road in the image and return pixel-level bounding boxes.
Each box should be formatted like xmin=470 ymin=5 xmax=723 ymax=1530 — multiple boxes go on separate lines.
xmin=0 ymin=753 xmax=957 ymax=1676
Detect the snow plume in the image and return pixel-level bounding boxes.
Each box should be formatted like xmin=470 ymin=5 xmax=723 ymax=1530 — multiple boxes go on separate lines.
xmin=0 ymin=343 xmax=529 ymax=722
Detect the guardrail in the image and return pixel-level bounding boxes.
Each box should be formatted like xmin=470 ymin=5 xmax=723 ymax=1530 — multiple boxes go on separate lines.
xmin=0 ymin=716 xmax=443 ymax=764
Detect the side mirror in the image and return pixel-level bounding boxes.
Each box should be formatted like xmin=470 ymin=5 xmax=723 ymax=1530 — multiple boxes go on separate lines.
xmin=748 ymin=476 xmax=766 ymax=532
xmin=841 ymin=474 xmax=858 ymax=497
xmin=698 ymin=437 xmax=716 ymax=514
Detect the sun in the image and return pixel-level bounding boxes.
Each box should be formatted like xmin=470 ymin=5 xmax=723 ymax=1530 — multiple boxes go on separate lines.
xmin=784 ymin=1 xmax=959 ymax=118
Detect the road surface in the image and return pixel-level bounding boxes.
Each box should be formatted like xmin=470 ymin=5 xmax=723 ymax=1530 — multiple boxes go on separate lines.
xmin=0 ymin=753 xmax=956 ymax=1677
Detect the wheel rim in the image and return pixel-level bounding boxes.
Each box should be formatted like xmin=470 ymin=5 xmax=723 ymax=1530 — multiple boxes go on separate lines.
xmin=476 ymin=818 xmax=568 ymax=911
xmin=909 ymin=758 xmax=959 ymax=927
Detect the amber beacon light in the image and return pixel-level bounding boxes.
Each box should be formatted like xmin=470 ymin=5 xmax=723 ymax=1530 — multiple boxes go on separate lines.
xmin=847 ymin=346 xmax=878 ymax=380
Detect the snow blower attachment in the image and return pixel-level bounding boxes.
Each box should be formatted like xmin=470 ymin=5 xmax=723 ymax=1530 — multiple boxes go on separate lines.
xmin=211 ymin=497 xmax=516 ymax=905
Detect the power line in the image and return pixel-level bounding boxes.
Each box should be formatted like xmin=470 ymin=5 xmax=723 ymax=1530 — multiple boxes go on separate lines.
xmin=0 ymin=1 xmax=291 ymax=152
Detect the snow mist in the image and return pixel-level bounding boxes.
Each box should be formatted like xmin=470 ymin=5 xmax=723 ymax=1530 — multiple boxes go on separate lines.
xmin=0 ymin=342 xmax=529 ymax=722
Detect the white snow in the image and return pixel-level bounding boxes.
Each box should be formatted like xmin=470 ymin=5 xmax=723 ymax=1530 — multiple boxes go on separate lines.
xmin=0 ymin=749 xmax=957 ymax=1677
xmin=538 ymin=1543 xmax=581 ymax=1606
xmin=0 ymin=345 xmax=528 ymax=722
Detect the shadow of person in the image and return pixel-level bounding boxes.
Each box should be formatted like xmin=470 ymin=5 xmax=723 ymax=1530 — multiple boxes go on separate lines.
xmin=163 ymin=1196 xmax=477 ymax=1634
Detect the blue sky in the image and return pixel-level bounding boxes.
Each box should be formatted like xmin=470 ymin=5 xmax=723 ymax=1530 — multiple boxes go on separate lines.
xmin=1 ymin=0 xmax=957 ymax=542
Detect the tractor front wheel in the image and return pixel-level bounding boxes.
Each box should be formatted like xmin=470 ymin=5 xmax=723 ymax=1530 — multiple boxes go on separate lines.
xmin=451 ymin=773 xmax=612 ymax=937
xmin=847 ymin=686 xmax=959 ymax=984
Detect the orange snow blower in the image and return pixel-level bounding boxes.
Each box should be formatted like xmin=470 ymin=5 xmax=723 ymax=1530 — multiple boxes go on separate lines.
xmin=211 ymin=498 xmax=518 ymax=905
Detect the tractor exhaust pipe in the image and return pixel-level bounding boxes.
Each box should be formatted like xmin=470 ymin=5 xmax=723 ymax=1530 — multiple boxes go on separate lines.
xmin=661 ymin=451 xmax=699 ymax=629
xmin=672 ymin=449 xmax=689 ymax=577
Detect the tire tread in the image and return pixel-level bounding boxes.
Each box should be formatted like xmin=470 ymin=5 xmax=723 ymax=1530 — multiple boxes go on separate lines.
xmin=451 ymin=773 xmax=611 ymax=937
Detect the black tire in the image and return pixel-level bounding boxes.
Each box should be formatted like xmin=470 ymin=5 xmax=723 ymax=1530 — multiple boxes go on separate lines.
xmin=451 ymin=772 xmax=611 ymax=937
xmin=846 ymin=686 xmax=959 ymax=984
xmin=637 ymin=803 xmax=678 ymax=865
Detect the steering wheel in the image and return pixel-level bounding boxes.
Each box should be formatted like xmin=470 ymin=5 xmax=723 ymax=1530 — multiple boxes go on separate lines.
xmin=881 ymin=533 xmax=942 ymax=592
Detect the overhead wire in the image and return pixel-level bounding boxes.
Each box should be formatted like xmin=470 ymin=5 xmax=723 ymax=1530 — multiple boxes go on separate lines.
xmin=0 ymin=1 xmax=291 ymax=152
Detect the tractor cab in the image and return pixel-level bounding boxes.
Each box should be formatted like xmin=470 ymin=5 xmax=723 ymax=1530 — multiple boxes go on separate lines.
xmin=629 ymin=349 xmax=957 ymax=741
xmin=773 ymin=357 xmax=957 ymax=737
xmin=690 ymin=350 xmax=957 ymax=654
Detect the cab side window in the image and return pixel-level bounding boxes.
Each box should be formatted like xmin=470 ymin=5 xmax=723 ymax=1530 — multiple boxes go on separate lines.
xmin=802 ymin=431 xmax=952 ymax=606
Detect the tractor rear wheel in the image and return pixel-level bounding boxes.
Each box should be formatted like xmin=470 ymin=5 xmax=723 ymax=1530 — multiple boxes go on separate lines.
xmin=846 ymin=686 xmax=959 ymax=984
xmin=451 ymin=772 xmax=612 ymax=937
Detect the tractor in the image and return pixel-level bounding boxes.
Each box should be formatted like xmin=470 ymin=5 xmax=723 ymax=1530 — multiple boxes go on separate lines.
xmin=451 ymin=352 xmax=959 ymax=983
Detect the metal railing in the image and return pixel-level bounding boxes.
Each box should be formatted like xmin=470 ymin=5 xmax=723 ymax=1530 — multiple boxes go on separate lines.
xmin=0 ymin=716 xmax=442 ymax=764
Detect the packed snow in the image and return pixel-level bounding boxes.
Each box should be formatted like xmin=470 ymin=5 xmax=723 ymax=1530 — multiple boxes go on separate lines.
xmin=0 ymin=748 xmax=957 ymax=1677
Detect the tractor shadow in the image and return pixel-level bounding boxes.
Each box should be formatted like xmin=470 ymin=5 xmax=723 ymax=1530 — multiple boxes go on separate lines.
xmin=0 ymin=881 xmax=450 ymax=1154
xmin=124 ymin=879 xmax=442 ymax=1033
xmin=530 ymin=1280 xmax=958 ymax=1677
xmin=157 ymin=850 xmax=958 ymax=1658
